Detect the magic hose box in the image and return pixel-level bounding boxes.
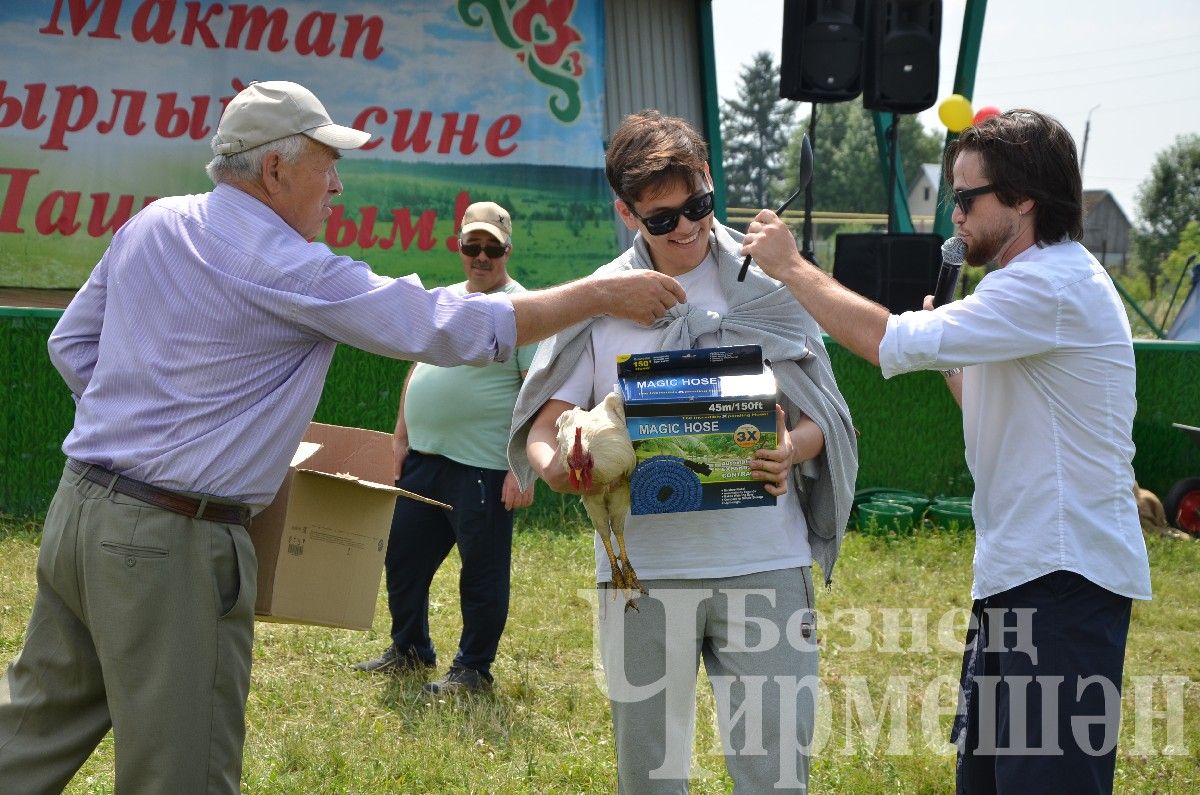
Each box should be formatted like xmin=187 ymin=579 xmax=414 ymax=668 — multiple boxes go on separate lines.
xmin=617 ymin=345 xmax=778 ymax=515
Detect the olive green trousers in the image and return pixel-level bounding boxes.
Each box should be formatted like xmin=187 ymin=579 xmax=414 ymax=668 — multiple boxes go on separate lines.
xmin=0 ymin=465 xmax=257 ymax=794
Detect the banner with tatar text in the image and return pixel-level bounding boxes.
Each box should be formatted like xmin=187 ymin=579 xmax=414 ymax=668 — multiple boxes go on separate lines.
xmin=0 ymin=0 xmax=613 ymax=290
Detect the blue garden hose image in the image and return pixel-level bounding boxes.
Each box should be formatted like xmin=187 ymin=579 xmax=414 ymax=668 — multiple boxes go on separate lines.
xmin=630 ymin=455 xmax=703 ymax=514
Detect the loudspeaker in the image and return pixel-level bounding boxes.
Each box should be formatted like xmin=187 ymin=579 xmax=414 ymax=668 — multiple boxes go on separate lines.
xmin=779 ymin=0 xmax=866 ymax=103
xmin=862 ymin=0 xmax=941 ymax=114
xmin=833 ymin=233 xmax=943 ymax=314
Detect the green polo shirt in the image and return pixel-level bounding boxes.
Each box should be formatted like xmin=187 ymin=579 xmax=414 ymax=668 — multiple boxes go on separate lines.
xmin=403 ymin=281 xmax=537 ymax=470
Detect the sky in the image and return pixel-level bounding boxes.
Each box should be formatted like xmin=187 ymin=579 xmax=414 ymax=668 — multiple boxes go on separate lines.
xmin=710 ymin=0 xmax=1200 ymax=221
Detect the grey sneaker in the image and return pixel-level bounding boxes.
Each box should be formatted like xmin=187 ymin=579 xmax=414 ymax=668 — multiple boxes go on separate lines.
xmin=352 ymin=645 xmax=434 ymax=675
xmin=422 ymin=664 xmax=492 ymax=694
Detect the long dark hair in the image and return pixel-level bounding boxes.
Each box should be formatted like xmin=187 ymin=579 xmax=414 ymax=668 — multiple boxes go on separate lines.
xmin=944 ymin=109 xmax=1083 ymax=243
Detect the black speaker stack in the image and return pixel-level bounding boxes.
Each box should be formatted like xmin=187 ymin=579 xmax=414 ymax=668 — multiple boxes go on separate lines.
xmin=832 ymin=233 xmax=943 ymax=314
xmin=779 ymin=0 xmax=945 ymax=309
xmin=780 ymin=0 xmax=942 ymax=113
xmin=779 ymin=0 xmax=866 ymax=103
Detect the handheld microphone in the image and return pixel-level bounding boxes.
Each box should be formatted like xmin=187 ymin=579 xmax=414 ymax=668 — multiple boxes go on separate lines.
xmin=934 ymin=237 xmax=968 ymax=307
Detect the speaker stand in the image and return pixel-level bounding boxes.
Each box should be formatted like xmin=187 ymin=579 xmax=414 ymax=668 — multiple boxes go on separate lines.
xmin=802 ymin=105 xmax=819 ymax=266
xmin=885 ymin=114 xmax=900 ymax=235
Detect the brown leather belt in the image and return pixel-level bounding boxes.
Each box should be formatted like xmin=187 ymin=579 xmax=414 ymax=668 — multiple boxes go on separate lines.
xmin=67 ymin=458 xmax=251 ymax=528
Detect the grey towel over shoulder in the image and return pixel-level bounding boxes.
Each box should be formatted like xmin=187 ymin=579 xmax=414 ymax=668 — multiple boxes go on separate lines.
xmin=507 ymin=223 xmax=858 ymax=585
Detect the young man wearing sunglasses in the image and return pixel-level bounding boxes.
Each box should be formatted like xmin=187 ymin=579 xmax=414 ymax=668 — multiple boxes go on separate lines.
xmin=354 ymin=201 xmax=538 ymax=694
xmin=743 ymin=108 xmax=1151 ymax=794
xmin=509 ymin=110 xmax=858 ymax=793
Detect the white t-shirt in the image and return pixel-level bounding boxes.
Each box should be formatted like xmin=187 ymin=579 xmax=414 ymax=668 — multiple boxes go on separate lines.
xmin=553 ymin=253 xmax=812 ymax=581
xmin=878 ymin=240 xmax=1151 ymax=601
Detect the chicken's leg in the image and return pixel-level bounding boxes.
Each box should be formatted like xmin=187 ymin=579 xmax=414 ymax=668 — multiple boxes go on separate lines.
xmin=581 ymin=496 xmax=627 ymax=595
xmin=605 ymin=486 xmax=647 ymax=612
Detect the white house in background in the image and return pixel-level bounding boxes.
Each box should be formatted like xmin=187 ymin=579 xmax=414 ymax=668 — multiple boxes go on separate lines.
xmin=907 ymin=163 xmax=942 ymax=232
xmin=1081 ymin=190 xmax=1132 ymax=269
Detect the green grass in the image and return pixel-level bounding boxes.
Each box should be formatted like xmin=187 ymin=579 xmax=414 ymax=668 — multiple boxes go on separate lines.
xmin=1 ymin=515 xmax=1198 ymax=793
xmin=0 ymin=155 xmax=619 ymax=291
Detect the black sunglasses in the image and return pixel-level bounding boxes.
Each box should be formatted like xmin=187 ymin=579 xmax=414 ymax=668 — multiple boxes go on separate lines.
xmin=627 ymin=190 xmax=715 ymax=236
xmin=953 ymin=184 xmax=996 ymax=215
xmin=459 ymin=241 xmax=509 ymax=258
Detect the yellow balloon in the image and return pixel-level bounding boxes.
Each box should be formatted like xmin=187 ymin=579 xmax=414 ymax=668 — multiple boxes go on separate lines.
xmin=938 ymin=94 xmax=974 ymax=133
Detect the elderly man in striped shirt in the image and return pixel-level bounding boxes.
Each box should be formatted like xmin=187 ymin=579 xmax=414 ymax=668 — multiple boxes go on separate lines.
xmin=0 ymin=80 xmax=684 ymax=794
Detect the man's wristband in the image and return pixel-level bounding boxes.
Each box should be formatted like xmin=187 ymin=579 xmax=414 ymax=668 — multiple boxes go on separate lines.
xmin=942 ymin=367 xmax=963 ymax=378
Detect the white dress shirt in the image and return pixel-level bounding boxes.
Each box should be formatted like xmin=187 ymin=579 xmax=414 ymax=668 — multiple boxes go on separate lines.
xmin=878 ymin=240 xmax=1152 ymax=600
xmin=50 ymin=184 xmax=516 ymax=506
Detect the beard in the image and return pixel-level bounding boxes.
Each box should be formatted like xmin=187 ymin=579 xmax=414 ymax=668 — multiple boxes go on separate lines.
xmin=965 ymin=214 xmax=1025 ymax=267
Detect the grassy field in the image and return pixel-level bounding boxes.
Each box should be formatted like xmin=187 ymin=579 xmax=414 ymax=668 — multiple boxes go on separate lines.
xmin=1 ymin=514 xmax=1197 ymax=794
xmin=0 ymin=155 xmax=619 ymax=291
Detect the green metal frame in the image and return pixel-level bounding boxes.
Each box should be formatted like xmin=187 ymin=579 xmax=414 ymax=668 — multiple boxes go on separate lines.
xmin=697 ymin=1 xmax=727 ymax=224
xmin=934 ymin=0 xmax=988 ymax=240
xmin=1111 ymin=278 xmax=1168 ymax=339
xmin=871 ymin=111 xmax=915 ymax=234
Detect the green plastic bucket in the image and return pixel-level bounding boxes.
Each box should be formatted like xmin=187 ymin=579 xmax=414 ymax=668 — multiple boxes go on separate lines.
xmin=872 ymin=492 xmax=931 ymax=514
xmin=857 ymin=501 xmax=915 ymax=535
xmin=855 ymin=487 xmax=926 ymax=505
xmin=926 ymin=501 xmax=974 ymax=531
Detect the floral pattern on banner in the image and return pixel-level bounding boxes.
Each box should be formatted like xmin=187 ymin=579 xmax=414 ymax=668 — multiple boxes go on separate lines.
xmin=458 ymin=0 xmax=585 ymax=123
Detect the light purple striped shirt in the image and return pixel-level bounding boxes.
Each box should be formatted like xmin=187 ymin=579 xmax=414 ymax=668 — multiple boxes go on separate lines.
xmin=49 ymin=183 xmax=516 ymax=506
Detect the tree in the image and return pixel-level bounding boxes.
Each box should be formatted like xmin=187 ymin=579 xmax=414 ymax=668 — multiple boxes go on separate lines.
xmin=721 ymin=52 xmax=797 ymax=209
xmin=565 ymin=202 xmax=585 ymax=237
xmin=1133 ymin=134 xmax=1200 ymax=297
xmin=781 ymin=102 xmax=944 ymax=214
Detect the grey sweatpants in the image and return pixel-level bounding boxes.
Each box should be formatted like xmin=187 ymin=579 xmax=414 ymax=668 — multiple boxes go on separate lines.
xmin=0 ymin=465 xmax=257 ymax=794
xmin=598 ymin=566 xmax=819 ymax=794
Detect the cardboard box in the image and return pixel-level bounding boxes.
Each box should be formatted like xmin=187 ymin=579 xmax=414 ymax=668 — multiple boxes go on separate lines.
xmin=250 ymin=422 xmax=444 ymax=630
xmin=617 ymin=345 xmax=778 ymax=515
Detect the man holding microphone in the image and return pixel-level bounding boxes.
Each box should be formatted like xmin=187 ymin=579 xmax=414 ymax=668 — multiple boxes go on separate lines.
xmin=741 ymin=108 xmax=1150 ymax=794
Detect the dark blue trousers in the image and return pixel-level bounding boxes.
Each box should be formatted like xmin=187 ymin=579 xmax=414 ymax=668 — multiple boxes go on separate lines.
xmin=953 ymin=570 xmax=1132 ymax=794
xmin=383 ymin=451 xmax=513 ymax=677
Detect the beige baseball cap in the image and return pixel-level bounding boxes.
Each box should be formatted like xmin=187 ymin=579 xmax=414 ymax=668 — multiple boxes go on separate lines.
xmin=211 ymin=81 xmax=371 ymax=155
xmin=460 ymin=202 xmax=512 ymax=246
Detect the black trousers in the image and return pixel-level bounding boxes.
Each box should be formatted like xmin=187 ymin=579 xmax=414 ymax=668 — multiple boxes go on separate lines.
xmin=953 ymin=570 xmax=1132 ymax=794
xmin=383 ymin=451 xmax=513 ymax=677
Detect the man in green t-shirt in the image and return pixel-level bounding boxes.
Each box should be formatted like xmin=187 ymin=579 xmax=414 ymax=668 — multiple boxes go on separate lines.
xmin=354 ymin=202 xmax=537 ymax=693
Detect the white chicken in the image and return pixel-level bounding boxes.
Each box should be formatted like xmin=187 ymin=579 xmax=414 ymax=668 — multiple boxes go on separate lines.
xmin=556 ymin=391 xmax=647 ymax=611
